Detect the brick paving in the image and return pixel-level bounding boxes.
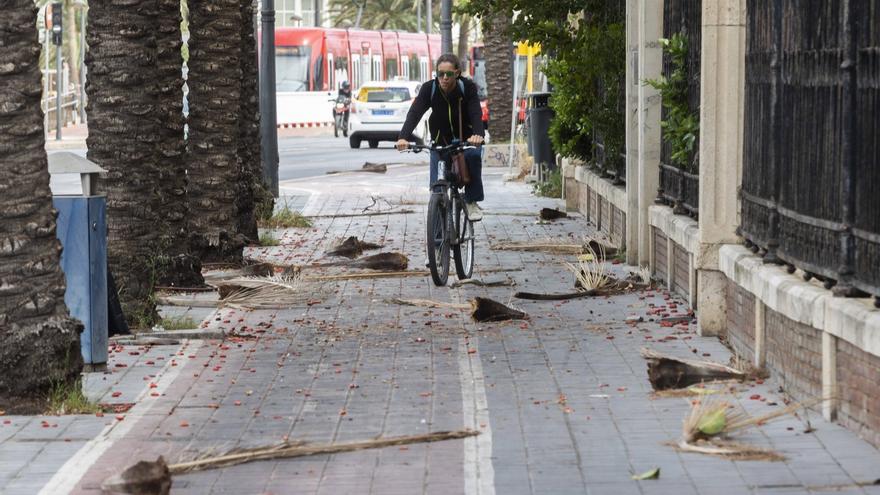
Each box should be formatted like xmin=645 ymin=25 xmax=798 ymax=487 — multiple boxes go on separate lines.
xmin=3 ymin=164 xmax=880 ymax=494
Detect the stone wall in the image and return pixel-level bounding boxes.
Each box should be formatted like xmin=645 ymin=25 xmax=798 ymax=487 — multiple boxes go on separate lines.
xmin=765 ymin=309 xmax=823 ymax=405
xmin=564 ymin=164 xmax=627 ymax=248
xmin=837 ymin=339 xmax=880 ymax=448
xmin=725 ymin=279 xmax=755 ymax=359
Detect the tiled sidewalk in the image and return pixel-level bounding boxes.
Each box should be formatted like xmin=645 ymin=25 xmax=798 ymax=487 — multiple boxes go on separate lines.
xmin=4 ymin=165 xmax=879 ymax=495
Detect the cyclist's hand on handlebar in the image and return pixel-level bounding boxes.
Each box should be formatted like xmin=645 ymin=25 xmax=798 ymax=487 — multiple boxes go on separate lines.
xmin=466 ymin=135 xmax=484 ymax=146
xmin=396 ymin=139 xmax=409 ymax=151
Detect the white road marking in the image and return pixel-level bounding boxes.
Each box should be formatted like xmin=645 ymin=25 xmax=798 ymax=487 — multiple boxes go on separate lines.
xmin=460 ymin=335 xmax=495 ymax=495
xmin=38 ymin=340 xmax=203 ymax=495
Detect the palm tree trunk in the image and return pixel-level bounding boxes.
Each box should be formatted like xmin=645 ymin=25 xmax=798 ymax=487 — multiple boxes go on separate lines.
xmin=483 ymin=11 xmax=512 ymax=141
xmin=155 ymin=0 xmax=204 ymax=287
xmin=0 ymin=0 xmax=82 ymax=399
xmin=86 ymin=0 xmax=162 ymax=326
xmin=237 ymin=0 xmax=261 ymax=243
xmin=187 ymin=0 xmax=245 ymax=263
xmin=456 ymin=14 xmax=470 ymax=70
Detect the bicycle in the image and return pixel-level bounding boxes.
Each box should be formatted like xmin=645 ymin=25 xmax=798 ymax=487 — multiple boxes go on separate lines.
xmin=403 ymin=141 xmax=478 ymax=286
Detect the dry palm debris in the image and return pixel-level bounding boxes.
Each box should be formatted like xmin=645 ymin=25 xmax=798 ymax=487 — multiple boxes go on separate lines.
xmin=641 ymin=348 xmax=747 ymax=391
xmin=103 ymin=430 xmax=479 ymax=494
xmin=324 ymin=236 xmax=383 ymax=258
xmin=539 ymin=208 xmax=568 ymax=220
xmin=386 ymin=297 xmax=528 ymax=322
xmin=216 ymin=274 xmax=323 ymax=310
xmin=311 ymin=252 xmax=409 ymax=271
xmin=673 ymin=395 xmax=824 ymax=460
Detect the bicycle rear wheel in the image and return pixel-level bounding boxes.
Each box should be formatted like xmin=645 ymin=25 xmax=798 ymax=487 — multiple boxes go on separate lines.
xmin=426 ymin=192 xmax=450 ymax=286
xmin=452 ymin=198 xmax=475 ymax=279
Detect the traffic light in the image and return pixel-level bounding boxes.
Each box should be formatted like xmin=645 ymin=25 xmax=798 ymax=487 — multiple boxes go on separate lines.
xmin=51 ymin=2 xmax=62 ymax=45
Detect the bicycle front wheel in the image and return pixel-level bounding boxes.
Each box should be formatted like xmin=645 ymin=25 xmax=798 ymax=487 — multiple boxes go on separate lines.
xmin=426 ymin=192 xmax=450 ymax=286
xmin=452 ymin=198 xmax=475 ymax=280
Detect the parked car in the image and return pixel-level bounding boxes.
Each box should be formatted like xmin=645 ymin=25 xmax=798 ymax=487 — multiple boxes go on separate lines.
xmin=348 ymin=80 xmax=430 ymax=149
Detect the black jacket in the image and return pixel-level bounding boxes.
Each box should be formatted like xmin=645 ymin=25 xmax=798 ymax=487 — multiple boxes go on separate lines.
xmin=399 ymin=77 xmax=484 ymax=145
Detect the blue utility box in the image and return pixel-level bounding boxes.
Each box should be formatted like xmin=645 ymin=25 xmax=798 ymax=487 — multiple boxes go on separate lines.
xmin=49 ymin=152 xmax=109 ymax=367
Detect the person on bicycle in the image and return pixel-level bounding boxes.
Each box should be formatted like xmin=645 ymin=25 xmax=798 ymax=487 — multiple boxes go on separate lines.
xmin=396 ymin=53 xmax=485 ymax=221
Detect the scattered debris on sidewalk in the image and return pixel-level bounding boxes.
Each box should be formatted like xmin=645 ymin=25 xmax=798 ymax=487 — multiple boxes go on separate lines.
xmin=491 ymin=240 xmax=586 ymax=254
xmin=103 ymin=430 xmax=479 ymax=494
xmin=631 ymin=467 xmax=660 ymax=480
xmin=539 ymin=208 xmax=568 ymax=220
xmin=217 ymin=274 xmax=320 ymax=309
xmin=325 ymin=162 xmax=388 ymax=175
xmin=514 ymin=290 xmax=597 ymax=300
xmin=324 ymin=236 xmax=382 ymax=258
xmin=470 ymin=297 xmax=528 ymax=322
xmin=385 ymin=297 xmax=528 ymax=323
xmin=673 ymin=395 xmax=826 ymax=460
xmin=303 ymin=270 xmax=429 ymax=281
xmin=641 ymin=348 xmax=746 ymax=390
xmin=385 ymin=298 xmax=470 ymax=310
xmin=311 ymin=252 xmax=409 ymax=271
xmin=449 ymin=278 xmax=516 ymax=288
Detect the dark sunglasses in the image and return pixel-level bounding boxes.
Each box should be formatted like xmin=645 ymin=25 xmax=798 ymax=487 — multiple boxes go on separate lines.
xmin=437 ymin=70 xmax=458 ymax=79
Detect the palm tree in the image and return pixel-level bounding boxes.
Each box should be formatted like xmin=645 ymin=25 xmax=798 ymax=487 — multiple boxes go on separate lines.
xmin=85 ymin=0 xmax=163 ymax=325
xmin=154 ymin=0 xmax=204 ymax=287
xmin=237 ymin=0 xmax=262 ymax=243
xmin=187 ymin=0 xmax=246 ymax=262
xmin=483 ymin=10 xmax=512 ymax=141
xmin=0 ymin=0 xmax=82 ymax=400
xmin=330 ymin=0 xmax=419 ymax=31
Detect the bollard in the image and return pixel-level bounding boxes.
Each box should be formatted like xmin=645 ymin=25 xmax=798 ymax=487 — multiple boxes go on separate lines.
xmin=49 ymin=152 xmax=109 ymax=370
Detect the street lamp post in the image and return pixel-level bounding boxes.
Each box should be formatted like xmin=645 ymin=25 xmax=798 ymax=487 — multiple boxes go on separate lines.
xmin=52 ymin=2 xmax=63 ymax=141
xmin=260 ymin=0 xmax=280 ymax=196
xmin=440 ymin=0 xmax=452 ymax=54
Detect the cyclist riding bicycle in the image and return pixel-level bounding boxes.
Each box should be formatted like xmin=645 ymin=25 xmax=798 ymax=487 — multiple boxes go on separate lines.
xmin=396 ymin=53 xmax=485 ymax=221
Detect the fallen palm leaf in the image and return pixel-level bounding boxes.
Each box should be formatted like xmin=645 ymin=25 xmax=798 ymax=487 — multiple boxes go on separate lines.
xmin=678 ymin=395 xmax=826 ymax=459
xmin=306 ymin=209 xmax=415 ymax=219
xmin=311 ymin=252 xmax=409 ymax=271
xmin=385 ymin=298 xmax=470 ymax=310
xmin=103 ymin=431 xmax=479 ymax=493
xmin=567 ymin=243 xmax=612 ymax=291
xmin=539 ymin=208 xmax=568 ymax=220
xmin=674 ymin=440 xmax=785 ymax=461
xmin=514 ymin=290 xmax=597 ymax=300
xmin=449 ymin=278 xmax=516 ymax=288
xmin=491 ymin=241 xmax=585 ymax=254
xmin=325 ymin=162 xmax=387 ymax=175
xmin=651 ymin=385 xmax=726 ymax=399
xmin=470 ymin=297 xmax=528 ymax=322
xmin=101 ymin=456 xmax=172 ymax=495
xmin=641 ymin=348 xmax=746 ymax=390
xmin=324 ymin=236 xmax=383 ymax=258
xmin=217 ymin=274 xmax=321 ymax=309
xmin=632 ymin=467 xmax=660 ymax=480
xmin=303 ymin=270 xmax=429 ymax=281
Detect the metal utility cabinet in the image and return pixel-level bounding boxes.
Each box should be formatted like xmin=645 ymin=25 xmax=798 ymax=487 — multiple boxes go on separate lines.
xmin=49 ymin=152 xmax=109 ymax=368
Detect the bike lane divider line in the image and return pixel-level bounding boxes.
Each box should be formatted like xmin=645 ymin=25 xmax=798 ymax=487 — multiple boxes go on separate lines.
xmin=38 ymin=339 xmax=204 ymax=495
xmin=459 ymin=328 xmax=496 ymax=495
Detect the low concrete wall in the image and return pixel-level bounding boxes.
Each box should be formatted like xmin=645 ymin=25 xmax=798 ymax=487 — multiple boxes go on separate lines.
xmin=649 ymin=205 xmax=699 ymax=306
xmin=720 ymin=244 xmax=880 ymax=445
xmin=562 ymin=160 xmax=627 ymax=248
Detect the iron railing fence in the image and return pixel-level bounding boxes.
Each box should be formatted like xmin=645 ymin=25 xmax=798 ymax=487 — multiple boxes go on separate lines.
xmin=656 ymin=0 xmax=702 ymax=219
xmin=740 ymin=0 xmax=880 ymax=305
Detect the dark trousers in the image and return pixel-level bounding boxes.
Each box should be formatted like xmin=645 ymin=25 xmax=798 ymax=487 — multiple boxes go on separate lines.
xmin=428 ymin=148 xmax=484 ymax=202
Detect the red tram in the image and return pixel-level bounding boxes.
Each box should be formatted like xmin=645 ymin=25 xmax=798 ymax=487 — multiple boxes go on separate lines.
xmin=273 ymin=27 xmax=440 ymax=126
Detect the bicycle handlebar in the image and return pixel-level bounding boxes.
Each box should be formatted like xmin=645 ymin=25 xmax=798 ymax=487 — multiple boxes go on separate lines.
xmin=401 ymin=141 xmax=479 ymax=154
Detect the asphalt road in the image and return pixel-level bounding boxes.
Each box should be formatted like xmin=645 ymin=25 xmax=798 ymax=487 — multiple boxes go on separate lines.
xmin=278 ymin=133 xmax=426 ymax=180
xmin=48 ymin=133 xmax=427 ymax=195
